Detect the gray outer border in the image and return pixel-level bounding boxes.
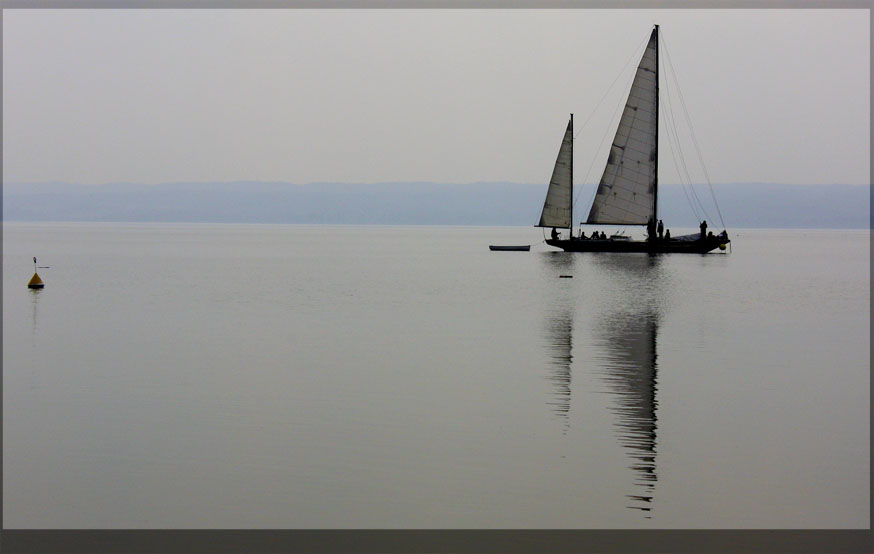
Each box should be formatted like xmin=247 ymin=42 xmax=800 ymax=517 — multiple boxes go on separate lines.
xmin=2 ymin=0 xmax=874 ymax=8
xmin=1 ymin=1 xmax=871 ymax=553
xmin=0 ymin=529 xmax=872 ymax=553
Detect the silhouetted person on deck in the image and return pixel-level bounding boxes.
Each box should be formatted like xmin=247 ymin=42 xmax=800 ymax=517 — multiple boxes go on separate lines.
xmin=664 ymin=229 xmax=670 ymax=240
xmin=647 ymin=218 xmax=657 ymax=242
xmin=551 ymin=227 xmax=559 ymax=240
xmin=657 ymin=219 xmax=664 ymax=239
xmin=700 ymin=220 xmax=708 ymax=240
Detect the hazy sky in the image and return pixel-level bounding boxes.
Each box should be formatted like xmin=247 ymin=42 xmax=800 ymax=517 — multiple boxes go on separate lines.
xmin=3 ymin=8 xmax=870 ymax=186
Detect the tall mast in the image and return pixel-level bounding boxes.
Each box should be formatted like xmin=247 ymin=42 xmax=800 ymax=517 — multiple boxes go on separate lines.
xmin=652 ymin=25 xmax=659 ymax=224
xmin=569 ymin=113 xmax=574 ymax=232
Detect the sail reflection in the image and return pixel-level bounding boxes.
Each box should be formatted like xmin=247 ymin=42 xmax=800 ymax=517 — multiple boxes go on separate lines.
xmin=591 ymin=254 xmax=665 ymax=517
xmin=595 ymin=310 xmax=659 ymax=515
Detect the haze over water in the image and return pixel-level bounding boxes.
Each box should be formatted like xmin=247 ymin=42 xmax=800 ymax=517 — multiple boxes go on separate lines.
xmin=3 ymin=223 xmax=868 ymax=528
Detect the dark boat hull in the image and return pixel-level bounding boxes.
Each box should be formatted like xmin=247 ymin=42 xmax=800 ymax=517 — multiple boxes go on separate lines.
xmin=546 ymin=236 xmax=728 ymax=254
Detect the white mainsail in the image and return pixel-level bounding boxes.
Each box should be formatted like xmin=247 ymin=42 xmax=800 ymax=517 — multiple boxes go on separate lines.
xmin=537 ymin=118 xmax=573 ymax=229
xmin=586 ymin=28 xmax=659 ymax=226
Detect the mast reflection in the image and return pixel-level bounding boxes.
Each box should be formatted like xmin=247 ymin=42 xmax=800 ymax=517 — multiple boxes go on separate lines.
xmin=544 ymin=307 xmax=573 ymax=431
xmin=541 ymin=253 xmax=576 ymax=432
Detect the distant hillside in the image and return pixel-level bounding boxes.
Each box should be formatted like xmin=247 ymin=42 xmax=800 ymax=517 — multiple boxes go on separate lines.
xmin=2 ymin=181 xmax=869 ymax=228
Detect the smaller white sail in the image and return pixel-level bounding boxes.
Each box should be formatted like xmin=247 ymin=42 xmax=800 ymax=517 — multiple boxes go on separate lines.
xmin=537 ymin=118 xmax=573 ymax=229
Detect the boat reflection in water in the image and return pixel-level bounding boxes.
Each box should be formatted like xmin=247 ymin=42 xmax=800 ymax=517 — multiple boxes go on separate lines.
xmin=540 ymin=252 xmax=665 ymax=517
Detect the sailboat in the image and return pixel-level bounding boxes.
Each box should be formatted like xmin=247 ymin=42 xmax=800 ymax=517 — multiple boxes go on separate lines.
xmin=537 ymin=25 xmax=729 ymax=254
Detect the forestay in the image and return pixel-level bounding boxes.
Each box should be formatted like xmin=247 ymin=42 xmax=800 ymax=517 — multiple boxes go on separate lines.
xmin=586 ymin=29 xmax=658 ymax=226
xmin=537 ymin=118 xmax=574 ymax=229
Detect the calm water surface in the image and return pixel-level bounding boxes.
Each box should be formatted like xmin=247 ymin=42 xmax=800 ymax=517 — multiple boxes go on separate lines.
xmin=3 ymin=223 xmax=869 ymax=528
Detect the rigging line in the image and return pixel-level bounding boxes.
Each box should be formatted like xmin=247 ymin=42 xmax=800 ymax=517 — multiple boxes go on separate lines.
xmin=574 ymin=51 xmax=641 ymax=222
xmin=663 ymin=138 xmax=700 ymax=222
xmin=662 ymin=32 xmax=721 ymax=218
xmin=660 ymin=31 xmax=727 ymax=229
xmin=665 ymin=35 xmax=719 ymax=221
xmin=574 ymin=31 xmax=652 ymax=140
xmin=659 ymin=50 xmax=696 ymax=193
xmin=659 ymin=40 xmax=712 ymax=223
xmin=662 ymin=82 xmax=710 ymax=223
xmin=660 ymin=75 xmax=698 ymax=214
xmin=660 ymin=31 xmax=709 ymax=224
xmin=661 ymin=99 xmax=702 ymax=221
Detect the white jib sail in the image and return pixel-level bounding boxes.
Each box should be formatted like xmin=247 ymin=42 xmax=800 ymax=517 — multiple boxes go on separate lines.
xmin=537 ymin=118 xmax=573 ymax=228
xmin=587 ymin=29 xmax=658 ymax=226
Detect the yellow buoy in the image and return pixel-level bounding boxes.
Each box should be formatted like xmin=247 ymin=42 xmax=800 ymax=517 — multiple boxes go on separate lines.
xmin=28 ymin=272 xmax=44 ymax=289
xmin=719 ymin=243 xmax=727 ymax=250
